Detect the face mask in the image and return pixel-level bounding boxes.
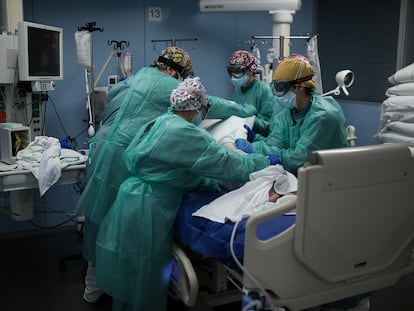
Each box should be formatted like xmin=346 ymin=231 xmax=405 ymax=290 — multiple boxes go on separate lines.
xmin=192 ymin=111 xmax=203 ymax=126
xmin=277 ymin=91 xmax=297 ymax=109
xmin=231 ymin=74 xmax=249 ymax=89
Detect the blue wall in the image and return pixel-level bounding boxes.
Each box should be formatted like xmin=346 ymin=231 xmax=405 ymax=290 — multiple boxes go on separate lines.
xmin=1 ymin=0 xmax=382 ymax=234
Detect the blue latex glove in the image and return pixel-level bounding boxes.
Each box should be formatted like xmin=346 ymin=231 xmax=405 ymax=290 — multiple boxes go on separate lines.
xmin=235 ymin=138 xmax=253 ymax=154
xmin=267 ymin=154 xmax=281 ymax=165
xmin=244 ymin=124 xmax=256 ymax=142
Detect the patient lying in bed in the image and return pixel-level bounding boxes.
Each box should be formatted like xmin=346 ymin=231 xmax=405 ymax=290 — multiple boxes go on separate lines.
xmin=192 ymin=165 xmax=297 ymax=223
xmin=174 ymin=165 xmax=298 ymax=266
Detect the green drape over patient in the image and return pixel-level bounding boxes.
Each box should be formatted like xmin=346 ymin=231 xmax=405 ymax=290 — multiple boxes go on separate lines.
xmin=95 ymin=113 xmax=270 ymax=309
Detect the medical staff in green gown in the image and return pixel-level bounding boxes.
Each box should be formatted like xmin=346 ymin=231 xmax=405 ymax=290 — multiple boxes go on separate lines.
xmin=84 ymin=78 xmax=130 ymax=179
xmin=235 ymin=55 xmax=349 ymax=175
xmin=76 ymin=47 xmax=262 ymax=303
xmin=227 ymin=50 xmax=282 ymax=137
xmin=234 ymin=55 xmax=371 ymax=311
xmin=95 ymin=77 xmax=276 ymax=310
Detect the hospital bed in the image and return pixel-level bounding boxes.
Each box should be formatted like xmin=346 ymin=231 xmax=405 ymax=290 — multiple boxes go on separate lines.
xmin=171 ymin=143 xmax=414 ymax=310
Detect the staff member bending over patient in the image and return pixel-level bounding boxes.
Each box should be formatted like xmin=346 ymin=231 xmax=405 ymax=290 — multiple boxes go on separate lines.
xmin=94 ymin=77 xmax=279 ymax=311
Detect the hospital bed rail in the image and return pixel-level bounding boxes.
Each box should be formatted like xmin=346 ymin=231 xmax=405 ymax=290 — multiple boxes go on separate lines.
xmin=243 ymin=143 xmax=414 ymax=310
xmin=171 ymin=143 xmax=414 ymax=310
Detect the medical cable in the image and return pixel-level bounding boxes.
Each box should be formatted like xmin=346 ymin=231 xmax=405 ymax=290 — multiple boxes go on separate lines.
xmin=29 ymin=200 xmax=79 ymax=229
xmin=0 ymin=207 xmax=19 ymax=217
xmin=230 ymin=218 xmax=277 ymax=311
xmin=27 ymin=214 xmax=78 ymax=229
xmin=47 ymin=94 xmax=71 ymax=139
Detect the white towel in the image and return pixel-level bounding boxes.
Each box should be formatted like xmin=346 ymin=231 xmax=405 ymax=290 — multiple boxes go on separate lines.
xmin=16 ymin=136 xmax=87 ymax=196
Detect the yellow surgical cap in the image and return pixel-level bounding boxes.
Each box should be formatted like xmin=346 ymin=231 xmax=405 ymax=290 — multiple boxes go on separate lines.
xmin=273 ymin=57 xmax=316 ymax=89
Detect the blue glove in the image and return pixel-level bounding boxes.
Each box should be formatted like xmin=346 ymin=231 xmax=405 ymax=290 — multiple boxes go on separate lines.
xmin=235 ymin=138 xmax=253 ymax=154
xmin=244 ymin=124 xmax=256 ymax=142
xmin=267 ymin=154 xmax=281 ymax=165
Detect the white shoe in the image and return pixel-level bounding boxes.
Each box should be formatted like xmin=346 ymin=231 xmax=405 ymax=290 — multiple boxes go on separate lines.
xmin=83 ymin=287 xmax=104 ymax=303
xmin=83 ymin=262 xmax=104 ymax=303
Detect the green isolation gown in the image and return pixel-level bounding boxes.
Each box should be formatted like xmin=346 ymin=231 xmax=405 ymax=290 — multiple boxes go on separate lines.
xmin=252 ymin=95 xmax=349 ymax=174
xmin=95 ymin=112 xmax=270 ymax=309
xmin=231 ymin=79 xmax=282 ymax=137
xmin=76 ymin=66 xmax=260 ymax=264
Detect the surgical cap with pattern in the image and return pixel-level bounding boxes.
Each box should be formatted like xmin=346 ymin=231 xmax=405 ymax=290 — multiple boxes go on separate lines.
xmin=159 ymin=46 xmax=193 ymax=78
xmin=229 ymin=50 xmax=258 ymax=72
xmin=170 ymin=77 xmax=208 ymax=111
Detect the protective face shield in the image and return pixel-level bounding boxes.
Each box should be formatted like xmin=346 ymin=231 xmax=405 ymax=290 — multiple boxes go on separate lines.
xmin=231 ymin=74 xmax=249 ymax=89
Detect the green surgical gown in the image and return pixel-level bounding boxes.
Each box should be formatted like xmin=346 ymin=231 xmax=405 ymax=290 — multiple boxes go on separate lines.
xmin=85 ymin=78 xmax=130 ymax=179
xmin=76 ymin=66 xmax=181 ymax=263
xmin=231 ymin=79 xmax=282 ymax=136
xmin=252 ymin=95 xmax=349 ymax=174
xmin=76 ymin=66 xmax=260 ymax=263
xmin=95 ymin=113 xmax=270 ymax=309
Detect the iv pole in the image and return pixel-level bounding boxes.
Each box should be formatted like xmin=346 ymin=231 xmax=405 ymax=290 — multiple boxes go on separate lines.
xmin=77 ymin=22 xmax=104 ymax=137
xmin=151 ymin=38 xmax=198 ymax=48
xmin=94 ymin=40 xmax=130 ymax=88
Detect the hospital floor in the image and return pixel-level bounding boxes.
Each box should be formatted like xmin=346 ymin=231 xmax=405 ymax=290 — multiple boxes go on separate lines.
xmin=0 ymin=226 xmax=413 ymax=311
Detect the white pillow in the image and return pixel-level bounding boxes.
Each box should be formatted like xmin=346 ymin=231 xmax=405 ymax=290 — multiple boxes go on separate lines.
xmin=385 ymin=82 xmax=414 ymax=96
xmin=200 ymin=116 xmax=255 ymax=152
xmin=388 ymin=62 xmax=414 ymax=84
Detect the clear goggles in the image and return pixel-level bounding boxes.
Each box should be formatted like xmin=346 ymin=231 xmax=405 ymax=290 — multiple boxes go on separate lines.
xmin=226 ymin=66 xmax=248 ymax=78
xmin=272 ymin=75 xmax=314 ymax=97
xmin=197 ymin=103 xmax=210 ymax=120
xmin=272 ymin=80 xmax=294 ymax=97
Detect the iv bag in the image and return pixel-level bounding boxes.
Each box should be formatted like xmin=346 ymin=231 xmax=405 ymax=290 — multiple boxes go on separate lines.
xmin=123 ymin=52 xmax=132 ymax=77
xmin=75 ymin=31 xmax=92 ymax=69
xmin=306 ymin=35 xmax=323 ymax=94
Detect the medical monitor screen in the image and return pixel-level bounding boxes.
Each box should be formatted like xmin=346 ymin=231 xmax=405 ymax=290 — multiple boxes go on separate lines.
xmin=18 ymin=21 xmax=63 ymax=81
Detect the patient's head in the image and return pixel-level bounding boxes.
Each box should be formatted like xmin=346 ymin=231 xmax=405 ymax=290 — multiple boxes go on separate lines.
xmin=268 ymin=170 xmax=298 ymax=202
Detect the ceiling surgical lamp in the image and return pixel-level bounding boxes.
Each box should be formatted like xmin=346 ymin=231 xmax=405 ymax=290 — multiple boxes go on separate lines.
xmin=322 ymin=70 xmax=354 ymax=97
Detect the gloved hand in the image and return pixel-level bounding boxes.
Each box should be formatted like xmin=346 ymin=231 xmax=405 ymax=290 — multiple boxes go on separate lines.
xmin=267 ymin=154 xmax=281 ymax=165
xmin=244 ymin=124 xmax=256 ymax=142
xmin=235 ymin=138 xmax=253 ymax=154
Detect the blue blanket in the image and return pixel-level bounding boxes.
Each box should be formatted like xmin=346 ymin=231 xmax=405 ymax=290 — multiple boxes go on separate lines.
xmin=174 ymin=190 xmax=296 ymax=265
